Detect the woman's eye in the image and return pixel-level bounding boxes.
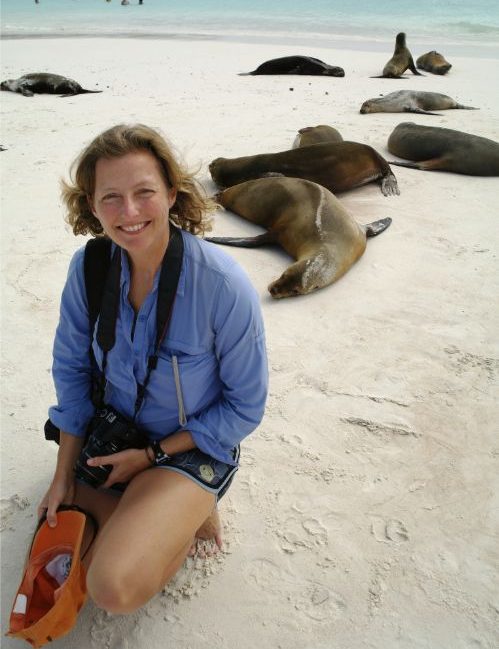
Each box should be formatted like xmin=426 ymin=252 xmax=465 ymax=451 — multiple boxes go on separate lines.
xmin=138 ymin=188 xmax=154 ymax=196
xmin=102 ymin=194 xmax=120 ymax=202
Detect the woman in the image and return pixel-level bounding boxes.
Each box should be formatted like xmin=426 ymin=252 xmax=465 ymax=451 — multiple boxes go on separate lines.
xmin=39 ymin=124 xmax=268 ymax=614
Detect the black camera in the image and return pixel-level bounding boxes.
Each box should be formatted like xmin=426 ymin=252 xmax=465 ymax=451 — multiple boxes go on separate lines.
xmin=74 ymin=406 xmax=149 ymax=488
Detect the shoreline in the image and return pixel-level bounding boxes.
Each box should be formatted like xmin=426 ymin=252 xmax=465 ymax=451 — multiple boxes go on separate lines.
xmin=1 ymin=31 xmax=499 ymax=60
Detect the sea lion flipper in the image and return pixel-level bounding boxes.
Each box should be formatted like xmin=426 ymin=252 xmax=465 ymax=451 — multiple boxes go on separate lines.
xmin=403 ymin=107 xmax=440 ymax=116
xmin=408 ymin=57 xmax=424 ymax=75
xmin=365 ymin=217 xmax=392 ymax=237
xmin=205 ymin=232 xmax=276 ymax=248
xmin=380 ymin=172 xmax=400 ymax=197
xmin=388 ymin=160 xmax=422 ymax=170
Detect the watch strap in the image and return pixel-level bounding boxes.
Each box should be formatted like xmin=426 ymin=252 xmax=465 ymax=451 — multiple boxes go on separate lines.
xmin=150 ymin=440 xmax=171 ymax=465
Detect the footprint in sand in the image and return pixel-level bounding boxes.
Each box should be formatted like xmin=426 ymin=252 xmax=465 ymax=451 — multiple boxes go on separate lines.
xmin=0 ymin=494 xmax=30 ymax=532
xmin=294 ymin=583 xmax=347 ymax=622
xmin=276 ymin=516 xmax=328 ymax=554
xmin=370 ymin=517 xmax=409 ymax=543
xmin=242 ymin=557 xmax=291 ymax=594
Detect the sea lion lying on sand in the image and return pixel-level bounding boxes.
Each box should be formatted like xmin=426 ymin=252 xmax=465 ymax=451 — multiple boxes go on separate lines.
xmin=0 ymin=73 xmax=102 ymax=97
xmin=206 ymin=177 xmax=392 ymax=298
xmin=209 ymin=142 xmax=399 ymax=197
xmin=371 ymin=33 xmax=423 ymax=78
xmin=292 ymin=125 xmax=343 ymax=148
xmin=416 ymin=51 xmax=452 ymax=75
xmin=387 ymin=122 xmax=499 ymax=175
xmin=241 ymin=56 xmax=345 ymax=77
xmin=360 ymin=90 xmax=478 ymax=116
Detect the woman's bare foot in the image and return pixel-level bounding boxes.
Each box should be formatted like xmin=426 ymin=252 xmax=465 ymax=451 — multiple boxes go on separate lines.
xmin=189 ymin=509 xmax=222 ymax=558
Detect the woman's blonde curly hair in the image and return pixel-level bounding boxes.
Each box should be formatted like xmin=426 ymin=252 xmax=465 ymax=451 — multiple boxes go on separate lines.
xmin=61 ymin=123 xmax=215 ymax=237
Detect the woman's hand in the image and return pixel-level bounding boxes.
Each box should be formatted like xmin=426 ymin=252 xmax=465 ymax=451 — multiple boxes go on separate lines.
xmin=38 ymin=475 xmax=75 ymax=528
xmin=86 ymin=448 xmax=151 ymax=489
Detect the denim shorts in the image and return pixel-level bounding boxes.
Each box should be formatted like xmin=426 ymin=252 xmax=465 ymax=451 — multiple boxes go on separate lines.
xmin=108 ymin=446 xmax=239 ymax=501
xmin=154 ymin=445 xmax=239 ymax=500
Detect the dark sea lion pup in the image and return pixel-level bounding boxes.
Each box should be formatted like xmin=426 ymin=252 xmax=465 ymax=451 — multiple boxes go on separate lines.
xmin=371 ymin=33 xmax=423 ymax=78
xmin=0 ymin=73 xmax=102 ymax=97
xmin=205 ymin=177 xmax=392 ymax=298
xmin=387 ymin=122 xmax=499 ymax=175
xmin=360 ymin=90 xmax=478 ymax=116
xmin=292 ymin=125 xmax=343 ymax=148
xmin=416 ymin=51 xmax=452 ymax=75
xmin=241 ymin=56 xmax=345 ymax=77
xmin=209 ymin=142 xmax=399 ymax=197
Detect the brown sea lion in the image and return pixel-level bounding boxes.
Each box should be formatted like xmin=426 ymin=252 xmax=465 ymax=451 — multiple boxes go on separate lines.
xmin=292 ymin=125 xmax=344 ymax=148
xmin=205 ymin=177 xmax=391 ymax=298
xmin=209 ymin=142 xmax=399 ymax=197
xmin=371 ymin=33 xmax=423 ymax=78
xmin=241 ymin=56 xmax=345 ymax=77
xmin=387 ymin=122 xmax=499 ymax=175
xmin=360 ymin=90 xmax=478 ymax=116
xmin=416 ymin=51 xmax=452 ymax=75
xmin=0 ymin=73 xmax=102 ymax=97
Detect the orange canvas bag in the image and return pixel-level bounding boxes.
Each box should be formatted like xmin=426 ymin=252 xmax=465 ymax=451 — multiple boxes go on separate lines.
xmin=6 ymin=506 xmax=96 ymax=648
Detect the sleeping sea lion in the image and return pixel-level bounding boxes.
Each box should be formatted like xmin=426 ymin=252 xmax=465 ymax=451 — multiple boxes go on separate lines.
xmin=371 ymin=33 xmax=423 ymax=78
xmin=292 ymin=125 xmax=344 ymax=148
xmin=387 ymin=122 xmax=499 ymax=175
xmin=241 ymin=56 xmax=345 ymax=77
xmin=209 ymin=142 xmax=399 ymax=197
xmin=206 ymin=177 xmax=392 ymax=298
xmin=416 ymin=51 xmax=452 ymax=75
xmin=360 ymin=90 xmax=478 ymax=116
xmin=0 ymin=73 xmax=102 ymax=97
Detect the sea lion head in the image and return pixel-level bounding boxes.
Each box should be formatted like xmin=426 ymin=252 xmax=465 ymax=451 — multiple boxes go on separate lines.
xmin=268 ymin=251 xmax=336 ymax=298
xmin=209 ymin=157 xmax=227 ymax=186
xmin=395 ymin=32 xmax=406 ymax=48
xmin=1 ymin=79 xmax=16 ymax=91
xmin=360 ymin=98 xmax=377 ymax=114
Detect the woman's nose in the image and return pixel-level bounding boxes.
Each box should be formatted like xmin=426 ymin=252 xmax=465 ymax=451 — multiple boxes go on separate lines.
xmin=122 ymin=195 xmax=140 ymax=218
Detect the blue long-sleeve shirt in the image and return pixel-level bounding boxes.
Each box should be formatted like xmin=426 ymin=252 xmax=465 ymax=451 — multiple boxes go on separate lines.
xmin=49 ymin=230 xmax=268 ymax=465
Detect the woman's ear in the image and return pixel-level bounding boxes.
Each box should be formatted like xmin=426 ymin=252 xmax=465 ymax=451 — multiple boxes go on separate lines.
xmin=168 ymin=187 xmax=177 ymax=209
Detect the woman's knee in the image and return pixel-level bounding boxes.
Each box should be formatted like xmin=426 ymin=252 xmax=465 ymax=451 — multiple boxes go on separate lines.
xmin=86 ymin=560 xmax=154 ymax=614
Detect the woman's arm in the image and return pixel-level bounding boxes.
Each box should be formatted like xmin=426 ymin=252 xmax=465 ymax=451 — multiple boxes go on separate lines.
xmin=183 ymin=264 xmax=268 ymax=464
xmin=38 ymin=431 xmax=85 ymax=526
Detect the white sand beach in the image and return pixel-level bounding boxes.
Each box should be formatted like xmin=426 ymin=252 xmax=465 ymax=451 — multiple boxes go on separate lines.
xmin=1 ymin=36 xmax=498 ymax=649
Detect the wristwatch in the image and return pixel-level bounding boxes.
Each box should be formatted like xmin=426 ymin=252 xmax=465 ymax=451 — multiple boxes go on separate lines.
xmin=150 ymin=440 xmax=171 ymax=465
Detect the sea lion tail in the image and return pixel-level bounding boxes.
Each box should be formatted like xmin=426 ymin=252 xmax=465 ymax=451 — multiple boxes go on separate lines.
xmin=387 ymin=160 xmax=421 ymax=170
xmin=365 ymin=217 xmax=392 ymax=237
xmin=238 ymin=72 xmax=253 ymax=76
xmin=455 ymin=104 xmax=479 ymax=110
xmin=59 ymin=90 xmax=103 ymax=98
xmin=205 ymin=232 xmax=276 ymax=248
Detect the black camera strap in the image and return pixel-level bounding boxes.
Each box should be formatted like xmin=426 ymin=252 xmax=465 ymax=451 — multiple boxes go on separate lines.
xmin=96 ymin=227 xmax=184 ymax=421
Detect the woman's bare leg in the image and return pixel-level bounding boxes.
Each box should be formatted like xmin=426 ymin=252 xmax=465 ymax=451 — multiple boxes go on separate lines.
xmin=84 ymin=468 xmax=215 ymax=614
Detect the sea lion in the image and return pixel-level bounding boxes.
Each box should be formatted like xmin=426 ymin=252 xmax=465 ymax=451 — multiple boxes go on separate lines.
xmin=371 ymin=33 xmax=423 ymax=78
xmin=416 ymin=51 xmax=452 ymax=75
xmin=387 ymin=122 xmax=499 ymax=175
xmin=205 ymin=177 xmax=392 ymax=298
xmin=241 ymin=56 xmax=345 ymax=77
xmin=0 ymin=73 xmax=102 ymax=97
xmin=292 ymin=125 xmax=344 ymax=148
xmin=209 ymin=142 xmax=399 ymax=197
xmin=360 ymin=90 xmax=478 ymax=116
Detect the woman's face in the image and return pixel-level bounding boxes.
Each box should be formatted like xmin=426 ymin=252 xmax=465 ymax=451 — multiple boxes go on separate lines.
xmin=90 ymin=150 xmax=176 ymax=260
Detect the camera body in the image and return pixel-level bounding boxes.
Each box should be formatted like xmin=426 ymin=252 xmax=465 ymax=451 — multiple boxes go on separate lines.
xmin=74 ymin=406 xmax=149 ymax=488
